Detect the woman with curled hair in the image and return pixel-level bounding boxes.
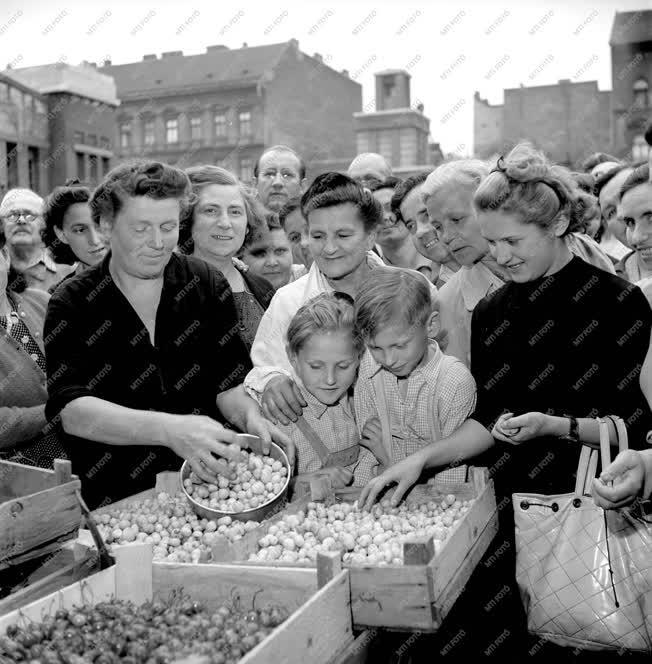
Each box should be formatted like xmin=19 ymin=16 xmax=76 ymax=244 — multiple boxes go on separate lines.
xmin=247 ymin=172 xmax=437 ymax=426
xmin=42 ymin=179 xmax=107 ymax=292
xmin=359 ymin=143 xmax=652 ymax=659
xmin=178 ymin=165 xmax=274 ymax=350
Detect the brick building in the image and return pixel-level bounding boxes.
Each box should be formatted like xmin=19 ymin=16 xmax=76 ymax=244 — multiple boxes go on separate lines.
xmin=4 ymin=63 xmax=119 ymax=191
xmin=473 ymin=9 xmax=652 ymax=165
xmin=610 ymin=10 xmax=652 ymax=159
xmin=100 ymin=41 xmax=361 ymax=181
xmin=353 ymin=70 xmax=435 ymax=177
xmin=0 ymin=73 xmax=49 ymax=197
xmin=474 ymin=80 xmax=610 ymax=165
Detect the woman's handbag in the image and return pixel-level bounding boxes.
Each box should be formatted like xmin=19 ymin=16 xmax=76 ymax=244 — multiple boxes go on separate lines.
xmin=513 ymin=417 xmax=652 ymax=652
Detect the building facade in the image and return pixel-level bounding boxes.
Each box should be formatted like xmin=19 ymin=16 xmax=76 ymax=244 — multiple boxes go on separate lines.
xmin=354 ymin=70 xmax=434 ymax=177
xmin=0 ymin=73 xmax=49 ymax=197
xmin=100 ymin=41 xmax=361 ymax=182
xmin=474 ymin=10 xmax=652 ymax=165
xmin=474 ymin=80 xmax=610 ymax=166
xmin=4 ymin=63 xmax=119 ymax=190
xmin=610 ymin=10 xmax=652 ymax=160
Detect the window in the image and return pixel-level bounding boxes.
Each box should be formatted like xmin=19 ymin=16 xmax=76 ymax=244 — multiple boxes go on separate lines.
xmin=87 ymin=134 xmax=98 ymax=147
xmin=76 ymin=152 xmax=85 ymax=179
xmin=165 ymin=118 xmax=178 ymax=144
xmin=99 ymin=136 xmax=110 ymax=150
xmin=214 ymin=113 xmax=226 ymax=138
xmin=382 ymin=76 xmax=396 ymax=100
xmin=9 ymin=87 xmax=22 ymax=108
xmin=24 ymin=94 xmax=33 ymax=110
xmin=239 ymin=110 xmax=252 ymax=137
xmin=633 ymin=78 xmax=649 ymax=109
xmin=73 ymin=131 xmax=85 ymax=144
xmin=27 ymin=147 xmax=39 ymax=192
xmin=101 ymin=157 xmax=110 ymax=176
xmin=89 ymin=155 xmax=98 ymax=182
xmin=632 ymin=134 xmax=650 ymax=161
xmin=119 ymin=122 xmax=131 ymax=149
xmin=143 ymin=119 xmax=155 ymax=146
xmin=0 ymin=83 xmax=8 ymax=102
xmin=35 ymin=99 xmax=46 ymax=114
xmin=240 ymin=157 xmax=253 ymax=182
xmin=399 ymin=128 xmax=417 ymax=167
xmin=190 ymin=115 xmax=202 ymax=141
xmin=6 ymin=142 xmax=18 ymax=189
xmin=378 ymin=129 xmax=393 ymax=164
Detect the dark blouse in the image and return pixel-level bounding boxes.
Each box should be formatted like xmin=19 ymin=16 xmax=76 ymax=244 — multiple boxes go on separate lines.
xmin=470 ymin=256 xmax=652 ymax=497
xmin=44 ymin=252 xmax=252 ymax=508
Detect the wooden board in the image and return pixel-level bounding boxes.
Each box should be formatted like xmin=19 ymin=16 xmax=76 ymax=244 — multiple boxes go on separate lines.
xmin=0 ymin=544 xmax=100 ymax=614
xmin=0 ymin=461 xmax=82 ymax=570
xmin=0 ymin=544 xmax=354 ymax=664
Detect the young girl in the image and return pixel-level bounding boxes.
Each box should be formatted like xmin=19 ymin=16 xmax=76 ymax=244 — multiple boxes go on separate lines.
xmin=245 ymin=292 xmax=379 ymax=490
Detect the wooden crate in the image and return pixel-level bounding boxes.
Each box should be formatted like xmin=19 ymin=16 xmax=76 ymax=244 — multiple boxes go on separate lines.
xmin=0 ymin=543 xmax=354 ymax=664
xmin=0 ymin=459 xmax=81 ymax=570
xmin=0 ymin=541 xmax=100 ymax=614
xmin=211 ymin=467 xmax=499 ymax=632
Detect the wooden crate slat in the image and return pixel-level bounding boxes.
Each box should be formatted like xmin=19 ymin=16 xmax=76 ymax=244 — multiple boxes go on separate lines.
xmin=0 ymin=546 xmax=100 ymax=615
xmin=431 ymin=510 xmax=499 ymax=628
xmin=349 ymin=565 xmax=434 ymax=630
xmin=0 ymin=460 xmax=74 ymax=501
xmin=153 ymin=561 xmax=319 ymax=613
xmin=0 ymin=566 xmax=117 ymax=632
xmin=0 ymin=480 xmax=82 ymax=565
xmin=241 ymin=570 xmax=352 ymax=664
xmin=429 ymin=478 xmax=497 ymax=599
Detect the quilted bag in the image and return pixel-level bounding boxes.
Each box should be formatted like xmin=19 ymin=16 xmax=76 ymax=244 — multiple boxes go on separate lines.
xmin=513 ymin=417 xmax=652 ymax=651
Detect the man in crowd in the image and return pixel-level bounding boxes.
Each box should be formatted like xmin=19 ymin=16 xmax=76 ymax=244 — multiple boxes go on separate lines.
xmin=0 ymin=188 xmax=74 ymax=292
xmin=390 ymin=172 xmax=461 ymax=287
xmin=370 ymin=177 xmax=436 ymax=281
xmin=254 ymin=145 xmax=306 ymax=212
xmin=44 ymin=161 xmax=290 ymax=508
xmin=347 ymin=152 xmax=392 ymax=189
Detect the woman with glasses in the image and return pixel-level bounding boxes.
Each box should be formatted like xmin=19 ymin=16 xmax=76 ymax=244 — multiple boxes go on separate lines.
xmin=42 ymin=179 xmax=107 ymax=292
xmin=178 ymin=165 xmax=275 ymax=351
xmin=0 ymin=219 xmax=66 ymax=468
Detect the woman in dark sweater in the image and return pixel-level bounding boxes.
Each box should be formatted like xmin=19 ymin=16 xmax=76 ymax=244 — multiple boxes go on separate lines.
xmin=178 ymin=166 xmax=274 ymax=350
xmin=359 ymin=143 xmax=652 ymax=659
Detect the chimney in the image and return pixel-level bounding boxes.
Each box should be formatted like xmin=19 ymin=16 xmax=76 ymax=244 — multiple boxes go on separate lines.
xmin=341 ymin=69 xmax=349 ymax=77
xmin=313 ymin=53 xmax=323 ymax=63
xmin=242 ymin=42 xmax=248 ymax=48
xmin=143 ymin=54 xmax=157 ymax=61
xmin=162 ymin=51 xmax=183 ymax=58
xmin=206 ymin=45 xmax=229 ymax=53
xmin=103 ymin=58 xmax=112 ymax=67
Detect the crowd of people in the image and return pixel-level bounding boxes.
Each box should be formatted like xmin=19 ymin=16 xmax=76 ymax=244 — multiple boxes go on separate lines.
xmin=1 ymin=137 xmax=652 ymax=658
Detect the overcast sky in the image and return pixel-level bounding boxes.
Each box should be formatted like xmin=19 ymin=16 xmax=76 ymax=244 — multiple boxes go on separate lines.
xmin=0 ymin=0 xmax=645 ymax=156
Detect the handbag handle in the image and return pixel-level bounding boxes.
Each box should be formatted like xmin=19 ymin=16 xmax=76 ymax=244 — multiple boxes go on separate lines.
xmin=576 ymin=416 xmax=628 ymax=495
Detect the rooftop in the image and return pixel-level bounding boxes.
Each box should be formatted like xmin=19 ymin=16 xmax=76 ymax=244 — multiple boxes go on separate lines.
xmin=4 ymin=62 xmax=119 ymax=106
xmin=99 ymin=42 xmax=292 ymax=97
xmin=610 ymin=10 xmax=652 ymax=46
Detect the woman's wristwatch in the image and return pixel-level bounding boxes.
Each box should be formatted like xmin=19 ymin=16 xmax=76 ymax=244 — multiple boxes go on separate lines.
xmin=558 ymin=415 xmax=580 ymax=443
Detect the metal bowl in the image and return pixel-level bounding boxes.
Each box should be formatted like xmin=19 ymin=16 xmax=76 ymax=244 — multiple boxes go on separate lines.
xmin=180 ymin=439 xmax=291 ymax=523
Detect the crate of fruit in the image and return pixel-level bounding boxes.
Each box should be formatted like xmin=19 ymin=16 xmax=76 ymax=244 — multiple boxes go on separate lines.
xmin=79 ymin=470 xmax=288 ymax=565
xmin=209 ymin=467 xmax=498 ymax=632
xmin=0 ymin=543 xmax=354 ymax=664
xmin=0 ymin=459 xmax=81 ymax=570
